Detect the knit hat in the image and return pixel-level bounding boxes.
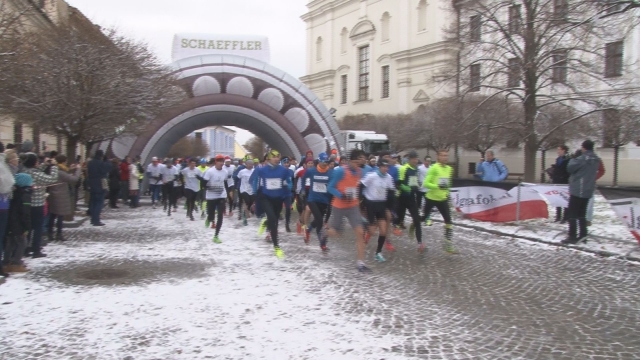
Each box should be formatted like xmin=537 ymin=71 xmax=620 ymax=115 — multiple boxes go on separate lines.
xmin=14 ymin=173 xmax=33 ymax=187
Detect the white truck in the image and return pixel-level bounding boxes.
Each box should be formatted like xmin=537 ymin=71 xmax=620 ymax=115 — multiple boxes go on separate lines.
xmin=340 ymin=130 xmax=390 ymax=155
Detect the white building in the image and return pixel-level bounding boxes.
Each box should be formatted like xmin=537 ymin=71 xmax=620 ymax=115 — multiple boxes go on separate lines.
xmin=301 ymin=0 xmax=640 ymax=186
xmin=193 ymin=126 xmax=236 ymax=159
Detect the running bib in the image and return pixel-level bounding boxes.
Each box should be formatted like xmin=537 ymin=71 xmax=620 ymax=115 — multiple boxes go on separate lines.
xmin=265 ymin=178 xmax=282 ymax=190
xmin=187 ymin=172 xmax=196 ymax=178
xmin=372 ymin=187 xmax=386 ymax=199
xmin=408 ymin=176 xmax=418 ymax=187
xmin=305 ymin=178 xmax=311 ymax=187
xmin=438 ymin=177 xmax=449 ymax=187
xmin=313 ymin=182 xmax=327 ymax=193
xmin=345 ymin=187 xmax=357 ymax=198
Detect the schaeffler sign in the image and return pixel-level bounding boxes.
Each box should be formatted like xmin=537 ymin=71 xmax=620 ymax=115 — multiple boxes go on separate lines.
xmin=172 ymin=34 xmax=271 ymax=63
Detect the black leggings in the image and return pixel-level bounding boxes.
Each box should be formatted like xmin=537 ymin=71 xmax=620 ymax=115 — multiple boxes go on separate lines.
xmin=307 ymin=201 xmax=331 ymax=236
xmin=260 ymin=194 xmax=284 ymax=247
xmin=185 ymin=189 xmax=197 ymax=218
xmin=424 ymin=198 xmax=452 ymax=224
xmin=207 ymin=198 xmax=225 ymax=236
xmin=395 ymin=194 xmax=422 ymax=243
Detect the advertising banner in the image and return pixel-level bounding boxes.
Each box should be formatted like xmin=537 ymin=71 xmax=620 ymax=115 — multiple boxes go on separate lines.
xmin=525 ymin=184 xmax=570 ymax=209
xmin=172 ymin=33 xmax=271 ymax=63
xmin=599 ymin=187 xmax=640 ymax=244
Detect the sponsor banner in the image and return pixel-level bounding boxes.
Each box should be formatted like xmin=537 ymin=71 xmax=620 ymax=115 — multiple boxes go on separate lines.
xmin=599 ymin=187 xmax=640 ymax=244
xmin=525 ymin=184 xmax=570 ymax=209
xmin=450 ymin=182 xmax=548 ymax=222
xmin=172 ymin=33 xmax=271 ymax=63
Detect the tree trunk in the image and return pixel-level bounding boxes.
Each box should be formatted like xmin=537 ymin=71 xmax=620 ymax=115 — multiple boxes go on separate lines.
xmin=613 ymin=146 xmax=620 ymax=186
xmin=454 ymin=143 xmax=460 ymax=178
xmin=540 ymin=149 xmax=547 ymax=183
xmin=66 ymin=136 xmax=78 ymax=163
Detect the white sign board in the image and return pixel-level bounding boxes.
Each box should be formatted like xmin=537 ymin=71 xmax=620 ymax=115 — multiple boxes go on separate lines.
xmin=172 ymin=33 xmax=271 ymax=63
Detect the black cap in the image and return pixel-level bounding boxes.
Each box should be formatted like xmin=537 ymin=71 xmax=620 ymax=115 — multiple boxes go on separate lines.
xmin=582 ymin=139 xmax=594 ymax=151
xmin=407 ymin=150 xmax=418 ymax=159
xmin=378 ymin=159 xmax=390 ymax=167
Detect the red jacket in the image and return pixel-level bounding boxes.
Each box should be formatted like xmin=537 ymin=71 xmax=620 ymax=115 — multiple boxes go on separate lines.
xmin=119 ymin=161 xmax=130 ymax=181
xmin=596 ymin=160 xmax=605 ymax=181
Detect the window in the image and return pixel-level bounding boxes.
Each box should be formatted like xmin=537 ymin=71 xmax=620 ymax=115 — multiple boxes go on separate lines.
xmin=508 ymin=58 xmax=520 ymax=88
xmin=552 ymin=49 xmax=568 ymax=83
xmin=470 ymin=64 xmax=481 ymax=92
xmin=56 ymin=134 xmax=62 ymax=152
xmin=381 ymin=65 xmax=390 ymax=98
xmin=358 ymin=46 xmax=370 ymax=101
xmin=316 ymin=37 xmax=323 ymax=61
xmin=469 ymin=15 xmax=481 ymax=42
xmin=509 ymin=5 xmax=521 ymax=34
xmin=602 ymin=109 xmax=621 ymax=147
xmin=381 ymin=12 xmax=391 ymax=41
xmin=340 ymin=28 xmax=348 ymax=54
xmin=468 ymin=162 xmax=477 ymax=175
xmin=341 ymin=75 xmax=348 ymax=104
xmin=605 ymin=41 xmax=623 ymax=78
xmin=418 ymin=0 xmax=427 ymax=32
xmin=553 ymin=0 xmax=568 ymax=20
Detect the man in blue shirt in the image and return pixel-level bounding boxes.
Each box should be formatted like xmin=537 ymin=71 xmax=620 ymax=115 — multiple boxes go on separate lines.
xmin=476 ymin=150 xmax=509 ymax=182
xmin=302 ymin=152 xmax=333 ymax=250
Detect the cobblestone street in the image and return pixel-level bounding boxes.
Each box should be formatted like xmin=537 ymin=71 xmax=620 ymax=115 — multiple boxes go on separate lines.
xmin=1 ymin=202 xmax=639 ymax=359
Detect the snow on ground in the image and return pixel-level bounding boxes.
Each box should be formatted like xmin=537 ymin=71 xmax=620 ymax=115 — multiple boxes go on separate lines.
xmin=0 ymin=207 xmax=408 ymax=360
xmin=440 ymin=194 xmax=640 ymax=258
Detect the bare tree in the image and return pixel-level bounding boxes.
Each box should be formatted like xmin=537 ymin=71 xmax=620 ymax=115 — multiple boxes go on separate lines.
xmin=445 ymin=0 xmax=640 ymax=182
xmin=167 ymin=136 xmax=211 ymax=159
xmin=0 ymin=18 xmax=185 ymax=159
xmin=596 ymin=107 xmax=640 ymax=185
xmin=411 ymin=98 xmax=464 ymax=153
xmin=244 ymin=137 xmax=268 ymax=159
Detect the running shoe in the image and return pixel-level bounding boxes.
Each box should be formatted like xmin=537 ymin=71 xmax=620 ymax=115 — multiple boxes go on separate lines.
xmin=266 ymin=234 xmax=272 ymax=242
xmin=425 ymin=219 xmax=433 ymax=226
xmin=364 ymin=232 xmax=371 ymax=244
xmin=375 ymin=253 xmax=386 ymax=262
xmin=392 ymin=226 xmax=402 ymax=236
xmin=320 ymin=245 xmax=330 ymax=252
xmin=213 ymin=236 xmax=222 ymax=244
xmin=258 ymin=219 xmax=267 ymax=235
xmin=443 ymin=239 xmax=456 ymax=254
xmin=385 ymin=241 xmax=396 ymax=252
xmin=285 ymin=223 xmax=291 ymax=233
xmin=358 ymin=264 xmax=372 ymax=273
xmin=211 ymin=222 xmax=216 ymax=229
xmin=274 ymin=247 xmax=285 ymax=259
xmin=205 ymin=219 xmax=210 ymax=228
xmin=297 ymin=222 xmax=302 ymax=234
xmin=409 ymin=223 xmax=415 ymax=238
xmin=418 ymin=242 xmax=426 ymax=253
xmin=304 ymin=228 xmax=311 ymax=244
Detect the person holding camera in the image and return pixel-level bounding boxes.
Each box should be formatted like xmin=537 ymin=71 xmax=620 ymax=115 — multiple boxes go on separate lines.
xmin=549 ymin=145 xmax=571 ymax=223
xmin=562 ymin=140 xmax=600 ymax=244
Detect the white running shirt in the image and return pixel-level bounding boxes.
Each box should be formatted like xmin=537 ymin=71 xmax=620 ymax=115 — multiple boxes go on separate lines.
xmin=181 ymin=167 xmax=203 ymax=192
xmin=203 ymin=167 xmax=228 ymax=200
xmin=361 ymin=171 xmax=395 ymax=201
xmin=237 ymin=168 xmax=255 ymax=195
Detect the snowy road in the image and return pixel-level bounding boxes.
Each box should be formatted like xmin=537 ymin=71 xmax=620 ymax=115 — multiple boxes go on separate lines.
xmin=1 ymin=202 xmax=639 ymax=359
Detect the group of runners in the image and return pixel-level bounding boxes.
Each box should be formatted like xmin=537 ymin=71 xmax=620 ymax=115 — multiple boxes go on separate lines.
xmin=144 ymin=148 xmax=455 ymax=273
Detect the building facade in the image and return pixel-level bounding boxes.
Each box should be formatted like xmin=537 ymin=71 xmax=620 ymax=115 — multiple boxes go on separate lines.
xmin=193 ymin=126 xmax=236 ymax=159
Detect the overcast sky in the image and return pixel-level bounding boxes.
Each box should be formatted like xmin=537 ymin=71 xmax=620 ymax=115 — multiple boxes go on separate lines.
xmin=66 ymin=0 xmax=309 ymax=146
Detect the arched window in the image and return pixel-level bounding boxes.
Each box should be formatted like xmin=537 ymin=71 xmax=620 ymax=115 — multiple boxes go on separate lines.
xmin=340 ymin=28 xmax=348 ymax=54
xmin=316 ymin=37 xmax=323 ymax=61
xmin=381 ymin=12 xmax=391 ymax=42
xmin=418 ymin=0 xmax=427 ymax=32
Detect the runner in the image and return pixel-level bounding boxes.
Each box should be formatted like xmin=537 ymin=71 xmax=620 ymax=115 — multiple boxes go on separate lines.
xmin=251 ymin=149 xmax=292 ymax=259
xmin=422 ymin=150 xmax=455 ymax=253
xmin=161 ymin=159 xmax=180 ymax=216
xmin=146 ymin=157 xmax=165 ymax=209
xmin=201 ymin=155 xmax=228 ymax=244
xmin=326 ymin=149 xmax=370 ymax=272
xmin=181 ymin=159 xmax=202 ymax=221
xmin=233 ymin=156 xmax=247 ymax=220
xmin=223 ymin=156 xmax=236 ymax=216
xmin=394 ymin=151 xmax=426 ymax=252
xmin=302 ymin=153 xmax=333 ymax=250
xmin=418 ymin=155 xmax=432 ymax=224
xmin=236 ymin=158 xmax=256 ymax=226
xmin=360 ymin=158 xmax=396 ymax=262
xmin=294 ymin=157 xmax=314 ymax=234
xmin=197 ymin=158 xmax=209 ymax=218
xmin=280 ymin=156 xmax=294 ymax=232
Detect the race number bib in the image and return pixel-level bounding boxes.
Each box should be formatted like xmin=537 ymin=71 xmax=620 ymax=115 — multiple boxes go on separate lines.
xmin=265 ymin=178 xmax=282 ymax=190
xmin=438 ymin=177 xmax=449 ymax=187
xmin=207 ymin=180 xmax=225 ymax=194
xmin=305 ymin=178 xmax=311 ymax=187
xmin=408 ymin=176 xmax=419 ymax=187
xmin=313 ymin=182 xmax=327 ymax=193
xmin=187 ymin=172 xmax=196 ymax=178
xmin=345 ymin=187 xmax=357 ymax=198
xmin=372 ymin=187 xmax=386 ymax=199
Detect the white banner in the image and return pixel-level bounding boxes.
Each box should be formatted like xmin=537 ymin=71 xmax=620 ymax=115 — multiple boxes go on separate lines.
xmin=526 ymin=184 xmax=570 ymax=208
xmin=607 ymin=197 xmax=640 ymax=242
xmin=450 ymin=186 xmax=548 ymax=222
xmin=172 ymin=33 xmax=271 ymax=63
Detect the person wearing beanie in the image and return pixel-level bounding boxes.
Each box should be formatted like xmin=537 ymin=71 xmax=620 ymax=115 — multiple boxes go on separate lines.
xmin=3 ymin=172 xmax=33 ymax=273
xmin=20 ymin=140 xmax=34 ymax=154
xmin=562 ymin=139 xmax=601 ymax=244
xmin=21 ymin=153 xmax=59 ymax=258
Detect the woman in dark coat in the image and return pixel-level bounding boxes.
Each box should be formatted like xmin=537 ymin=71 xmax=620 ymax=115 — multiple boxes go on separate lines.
xmin=108 ymin=158 xmax=121 ymax=209
xmin=47 ymin=155 xmax=81 ymax=241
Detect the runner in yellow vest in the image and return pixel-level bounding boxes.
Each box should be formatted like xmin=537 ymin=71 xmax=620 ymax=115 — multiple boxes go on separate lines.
xmin=422 ymin=150 xmax=455 ymax=253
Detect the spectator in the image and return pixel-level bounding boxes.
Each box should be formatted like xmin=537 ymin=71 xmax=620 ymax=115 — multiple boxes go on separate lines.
xmin=475 ymin=150 xmax=509 ymax=182
xmin=562 ymin=140 xmax=600 ymax=244
xmin=0 ymin=142 xmax=15 ymax=277
xmin=108 ymin=158 xmax=121 ymax=209
xmin=87 ymin=150 xmax=111 ymax=226
xmin=47 ymin=155 xmax=81 ymax=242
xmin=21 ymin=153 xmax=59 ymax=258
xmin=3 ymin=173 xmax=33 ymax=273
xmin=4 ymin=149 xmax=19 ymax=174
xmin=119 ymin=156 xmax=131 ymax=205
xmin=129 ymin=159 xmax=140 ymax=208
xmin=586 ymin=160 xmax=606 ymax=227
xmin=549 ymin=145 xmax=571 ymax=223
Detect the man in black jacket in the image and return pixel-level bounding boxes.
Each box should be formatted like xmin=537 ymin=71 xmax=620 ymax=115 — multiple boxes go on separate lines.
xmin=550 ymin=145 xmax=570 ymax=223
xmin=87 ymin=150 xmax=111 ymax=226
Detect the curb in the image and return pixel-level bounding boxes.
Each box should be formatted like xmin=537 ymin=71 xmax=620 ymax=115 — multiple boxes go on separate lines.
xmin=441 ymin=220 xmax=640 ymax=263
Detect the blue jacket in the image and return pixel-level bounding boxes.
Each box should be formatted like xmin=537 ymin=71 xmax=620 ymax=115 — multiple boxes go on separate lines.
xmin=87 ymin=155 xmax=111 ymax=193
xmin=251 ymin=164 xmax=292 ymax=199
xmin=476 ymin=159 xmax=508 ymax=182
xmin=303 ymin=166 xmax=333 ymax=204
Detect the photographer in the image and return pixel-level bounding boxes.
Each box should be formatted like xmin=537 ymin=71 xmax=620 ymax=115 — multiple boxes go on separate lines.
xmin=549 ymin=145 xmax=570 ymax=223
xmin=562 ymin=140 xmax=600 ymax=244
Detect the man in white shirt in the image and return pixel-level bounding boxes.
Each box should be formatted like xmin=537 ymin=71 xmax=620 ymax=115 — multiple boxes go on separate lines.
xmin=223 ymin=156 xmax=236 ymax=216
xmin=181 ymin=159 xmax=202 ymax=221
xmin=418 ymin=155 xmax=432 ymax=223
xmin=236 ymin=158 xmax=256 ymax=226
xmin=161 ymin=159 xmax=180 ymax=215
xmin=203 ymin=155 xmax=229 ymax=243
xmin=360 ymin=159 xmax=396 ymax=262
xmin=146 ymin=157 xmax=165 ymax=209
